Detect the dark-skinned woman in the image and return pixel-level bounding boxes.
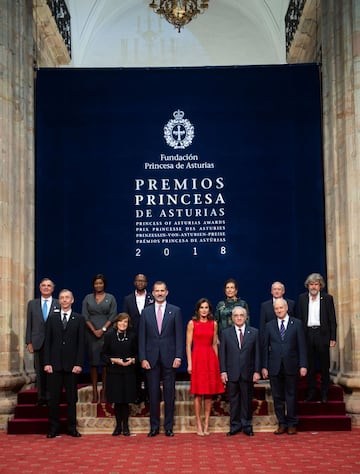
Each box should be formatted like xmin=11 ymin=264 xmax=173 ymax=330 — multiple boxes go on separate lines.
xmin=82 ymin=274 xmax=117 ymax=403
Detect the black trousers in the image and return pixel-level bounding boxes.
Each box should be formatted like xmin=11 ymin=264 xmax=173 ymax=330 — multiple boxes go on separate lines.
xmin=306 ymin=328 xmax=330 ymax=394
xmin=47 ymin=371 xmax=78 ymax=434
xmin=227 ymin=378 xmax=253 ymax=431
xmin=114 ymin=403 xmax=129 ymax=429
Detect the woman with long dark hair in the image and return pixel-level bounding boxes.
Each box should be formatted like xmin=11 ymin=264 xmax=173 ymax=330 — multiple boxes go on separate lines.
xmin=186 ymin=298 xmax=224 ymax=435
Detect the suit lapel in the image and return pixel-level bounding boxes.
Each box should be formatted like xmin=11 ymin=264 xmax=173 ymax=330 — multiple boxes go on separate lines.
xmin=50 ymin=300 xmax=59 ymax=313
xmin=231 ymin=326 xmax=240 ymax=349
xmin=151 ymin=306 xmax=159 ymax=332
xmin=161 ymin=305 xmax=171 ymax=332
xmin=304 ymin=295 xmax=310 ymax=324
xmin=36 ymin=299 xmax=44 ymax=322
xmin=272 ymin=319 xmax=283 ymax=341
xmin=319 ymin=294 xmax=324 ymax=325
xmin=57 ymin=313 xmax=64 ymax=330
xmin=283 ymin=317 xmax=296 ymax=339
xmin=243 ymin=327 xmax=253 ymax=345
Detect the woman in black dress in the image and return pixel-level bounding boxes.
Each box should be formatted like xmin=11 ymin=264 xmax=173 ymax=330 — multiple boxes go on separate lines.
xmin=101 ymin=313 xmax=137 ymax=436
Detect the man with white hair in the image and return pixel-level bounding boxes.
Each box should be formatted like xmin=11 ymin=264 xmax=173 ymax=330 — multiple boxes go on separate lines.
xmin=262 ymin=298 xmax=307 ymax=435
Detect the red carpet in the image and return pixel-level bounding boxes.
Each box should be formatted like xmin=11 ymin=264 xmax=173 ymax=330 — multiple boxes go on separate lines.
xmin=1 ymin=429 xmax=360 ymax=473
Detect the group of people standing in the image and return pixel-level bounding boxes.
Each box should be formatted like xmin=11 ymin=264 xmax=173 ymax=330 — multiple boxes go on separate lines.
xmin=26 ymin=285 xmax=85 ymax=438
xmin=25 ymin=272 xmax=337 ymax=438
xmin=215 ymin=275 xmax=337 ymax=436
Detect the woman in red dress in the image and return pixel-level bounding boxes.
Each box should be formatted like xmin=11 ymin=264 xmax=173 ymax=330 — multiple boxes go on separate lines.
xmin=186 ymin=298 xmax=224 ymax=436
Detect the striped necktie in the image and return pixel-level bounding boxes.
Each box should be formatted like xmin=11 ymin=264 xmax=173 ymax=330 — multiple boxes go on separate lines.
xmin=280 ymin=320 xmax=285 ymax=340
xmin=62 ymin=313 xmax=68 ymax=329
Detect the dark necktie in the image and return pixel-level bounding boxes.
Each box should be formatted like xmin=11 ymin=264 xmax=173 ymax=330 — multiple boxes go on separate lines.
xmin=62 ymin=313 xmax=68 ymax=329
xmin=239 ymin=328 xmax=244 ymax=347
xmin=280 ymin=320 xmax=285 ymax=340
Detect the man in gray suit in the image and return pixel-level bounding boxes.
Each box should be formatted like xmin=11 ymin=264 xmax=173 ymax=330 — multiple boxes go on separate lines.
xmin=220 ymin=306 xmax=261 ymax=437
xmin=25 ymin=278 xmax=60 ymax=405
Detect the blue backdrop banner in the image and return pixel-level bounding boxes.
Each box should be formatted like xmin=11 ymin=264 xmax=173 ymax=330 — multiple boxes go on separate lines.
xmin=35 ymin=64 xmax=325 ymax=341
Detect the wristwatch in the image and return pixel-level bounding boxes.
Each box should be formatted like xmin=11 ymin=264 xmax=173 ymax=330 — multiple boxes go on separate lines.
xmin=102 ymin=326 xmax=107 ymax=332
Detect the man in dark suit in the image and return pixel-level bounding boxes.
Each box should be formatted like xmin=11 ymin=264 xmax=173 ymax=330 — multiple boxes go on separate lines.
xmin=259 ymin=281 xmax=296 ymax=339
xmin=123 ymin=273 xmax=154 ymax=333
xmin=297 ymin=273 xmax=337 ymax=403
xmin=220 ymin=306 xmax=261 ymax=437
xmin=44 ymin=289 xmax=85 ymax=438
xmin=262 ymin=298 xmax=307 ymax=435
xmin=139 ymin=281 xmax=183 ymax=437
xmin=25 ymin=278 xmax=60 ymax=405
xmin=123 ymin=273 xmax=154 ymax=403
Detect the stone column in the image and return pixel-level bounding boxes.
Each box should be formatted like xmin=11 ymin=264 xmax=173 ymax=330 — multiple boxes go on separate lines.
xmin=0 ymin=0 xmax=36 ymax=428
xmin=0 ymin=0 xmax=71 ymax=429
xmin=321 ymin=0 xmax=360 ymax=424
xmin=287 ymin=0 xmax=321 ymax=63
xmin=288 ymin=0 xmax=360 ymax=424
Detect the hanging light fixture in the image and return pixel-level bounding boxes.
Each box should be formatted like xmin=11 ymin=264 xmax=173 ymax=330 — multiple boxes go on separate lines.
xmin=149 ymin=1 xmax=209 ymax=33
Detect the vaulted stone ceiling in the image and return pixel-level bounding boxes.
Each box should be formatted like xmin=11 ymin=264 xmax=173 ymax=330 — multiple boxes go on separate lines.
xmin=66 ymin=0 xmax=290 ymax=67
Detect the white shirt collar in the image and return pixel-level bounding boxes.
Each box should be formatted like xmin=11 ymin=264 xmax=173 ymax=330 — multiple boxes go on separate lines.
xmin=277 ymin=314 xmax=289 ymax=327
xmin=61 ymin=309 xmax=72 ymax=318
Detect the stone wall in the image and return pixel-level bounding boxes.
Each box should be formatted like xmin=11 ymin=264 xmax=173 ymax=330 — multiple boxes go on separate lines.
xmin=0 ymin=0 xmax=70 ymax=429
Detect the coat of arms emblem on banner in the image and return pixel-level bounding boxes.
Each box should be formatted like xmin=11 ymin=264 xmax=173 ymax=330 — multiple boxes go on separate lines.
xmin=164 ymin=109 xmax=194 ymax=149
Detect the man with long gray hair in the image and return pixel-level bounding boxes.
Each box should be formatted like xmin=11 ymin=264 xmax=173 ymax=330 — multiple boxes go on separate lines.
xmin=297 ymin=273 xmax=337 ymax=403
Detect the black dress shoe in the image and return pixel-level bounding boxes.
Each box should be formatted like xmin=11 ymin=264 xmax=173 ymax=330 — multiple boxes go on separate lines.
xmin=321 ymin=394 xmax=328 ymax=403
xmin=243 ymin=428 xmax=254 ymax=436
xmin=67 ymin=430 xmax=81 ymax=437
xmin=305 ymin=392 xmax=316 ymax=402
xmin=46 ymin=432 xmax=59 ymax=438
xmin=147 ymin=429 xmax=159 ymax=437
xmin=37 ymin=399 xmax=48 ymax=406
xmin=123 ymin=429 xmax=130 ymax=436
xmin=226 ymin=428 xmax=241 ymax=436
xmin=165 ymin=430 xmax=174 ymax=437
xmin=112 ymin=427 xmax=121 ymax=436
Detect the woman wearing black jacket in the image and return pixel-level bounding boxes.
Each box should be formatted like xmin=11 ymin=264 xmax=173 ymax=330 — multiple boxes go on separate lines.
xmin=101 ymin=312 xmax=137 ymax=436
